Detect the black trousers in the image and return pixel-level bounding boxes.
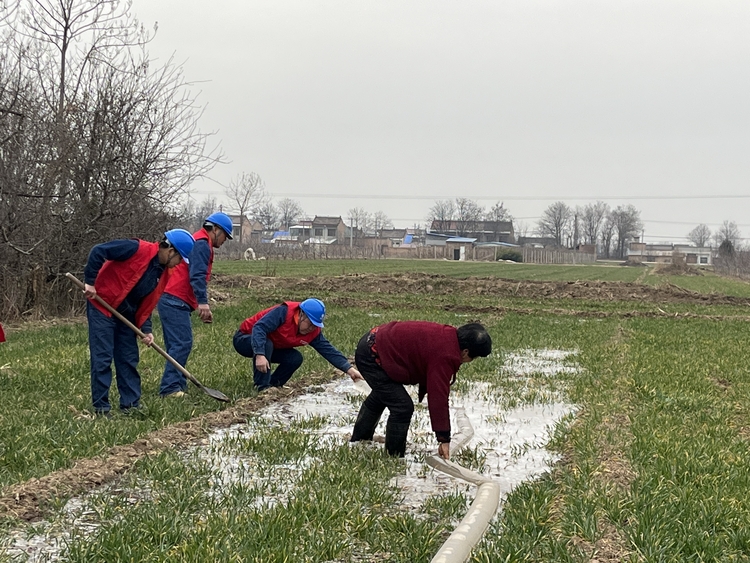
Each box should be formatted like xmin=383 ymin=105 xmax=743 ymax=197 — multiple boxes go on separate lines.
xmin=354 ymin=332 xmax=414 ymax=426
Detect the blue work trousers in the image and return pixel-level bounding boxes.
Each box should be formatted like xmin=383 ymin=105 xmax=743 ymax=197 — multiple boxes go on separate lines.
xmin=157 ymin=294 xmax=193 ymax=396
xmin=232 ymin=330 xmax=303 ymax=390
xmin=87 ymin=302 xmax=142 ymax=412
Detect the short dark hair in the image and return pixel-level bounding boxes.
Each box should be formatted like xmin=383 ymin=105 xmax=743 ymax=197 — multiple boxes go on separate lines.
xmin=457 ymin=323 xmax=492 ymax=358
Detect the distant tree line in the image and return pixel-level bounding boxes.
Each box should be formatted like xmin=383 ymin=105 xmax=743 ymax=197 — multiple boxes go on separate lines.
xmin=426 ymin=199 xmax=512 ymax=235
xmin=534 ymin=201 xmax=644 ymax=259
xmin=179 ymin=171 xmax=399 ymax=244
xmin=424 ymin=198 xmax=744 ymax=261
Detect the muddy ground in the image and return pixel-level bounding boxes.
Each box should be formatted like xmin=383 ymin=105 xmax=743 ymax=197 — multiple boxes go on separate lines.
xmin=0 ymin=372 xmax=337 ymax=522
xmin=215 ymin=272 xmax=750 ymax=307
xmin=4 ymin=272 xmax=749 ymax=522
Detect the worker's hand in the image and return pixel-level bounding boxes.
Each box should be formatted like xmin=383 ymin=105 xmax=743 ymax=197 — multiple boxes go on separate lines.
xmin=140 ymin=333 xmax=154 ymax=347
xmin=84 ymin=283 xmax=97 ymax=299
xmin=438 ymin=442 xmax=450 ymax=460
xmin=348 ymin=367 xmax=364 ymax=382
xmin=197 ymin=304 xmax=213 ymax=323
xmin=255 ymin=355 xmax=270 ymax=373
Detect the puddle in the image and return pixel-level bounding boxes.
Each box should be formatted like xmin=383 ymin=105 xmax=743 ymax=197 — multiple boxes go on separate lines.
xmin=1 ymin=349 xmax=579 ymax=561
xmin=501 ymin=349 xmax=580 ymax=377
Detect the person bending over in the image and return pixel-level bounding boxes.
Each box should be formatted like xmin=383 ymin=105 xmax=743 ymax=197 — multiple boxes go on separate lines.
xmin=350 ymin=321 xmax=492 ymax=459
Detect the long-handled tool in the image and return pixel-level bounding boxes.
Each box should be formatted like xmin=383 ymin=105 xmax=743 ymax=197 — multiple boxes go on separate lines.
xmin=66 ymin=272 xmax=230 ymax=403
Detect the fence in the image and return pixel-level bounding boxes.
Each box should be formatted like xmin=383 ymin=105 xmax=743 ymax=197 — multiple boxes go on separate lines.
xmin=218 ymin=241 xmax=596 ymax=264
xmin=521 ymin=247 xmax=596 ymax=264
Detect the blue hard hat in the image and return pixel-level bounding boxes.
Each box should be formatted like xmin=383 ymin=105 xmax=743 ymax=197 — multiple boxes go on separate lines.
xmin=164 ymin=229 xmax=195 ymax=264
xmin=299 ymin=298 xmax=325 ymax=328
xmin=204 ymin=212 xmax=234 ymax=239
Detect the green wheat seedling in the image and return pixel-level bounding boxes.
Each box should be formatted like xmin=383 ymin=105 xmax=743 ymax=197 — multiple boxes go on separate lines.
xmin=452 ymin=445 xmax=488 ymax=473
xmin=10 ymin=260 xmax=750 ymax=561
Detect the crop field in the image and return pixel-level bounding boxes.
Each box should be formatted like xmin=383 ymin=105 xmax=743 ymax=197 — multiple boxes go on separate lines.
xmin=2 ymin=260 xmax=750 ymax=562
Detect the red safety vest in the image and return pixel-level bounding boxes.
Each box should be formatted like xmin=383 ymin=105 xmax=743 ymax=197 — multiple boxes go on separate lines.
xmin=163 ymin=228 xmax=213 ymax=309
xmin=239 ymin=301 xmax=320 ymax=348
xmin=90 ymin=240 xmax=171 ymax=329
xmin=0 ymin=322 xmax=5 ymax=343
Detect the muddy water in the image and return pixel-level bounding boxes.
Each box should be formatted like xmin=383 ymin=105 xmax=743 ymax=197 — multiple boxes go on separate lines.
xmin=2 ymin=349 xmax=578 ymax=562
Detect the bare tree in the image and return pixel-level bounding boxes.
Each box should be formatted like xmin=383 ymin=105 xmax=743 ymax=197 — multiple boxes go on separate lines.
xmin=277 ymin=197 xmax=303 ymax=230
xmin=177 ymin=195 xmax=218 ymax=233
xmin=608 ymin=204 xmax=643 ymax=259
xmin=1 ymin=0 xmax=221 ymax=319
xmin=600 ymin=216 xmax=615 ymax=259
xmin=454 ymin=198 xmax=484 ymax=235
xmin=372 ymin=211 xmax=393 ymax=232
xmin=254 ymin=200 xmax=279 ymax=231
xmin=581 ymin=201 xmax=609 ymax=246
xmin=427 ymin=200 xmax=455 ymax=232
xmin=226 ymin=171 xmax=265 ymax=244
xmin=713 ymin=220 xmax=741 ymax=249
xmin=348 ymin=206 xmax=371 ymax=235
xmin=13 ymin=0 xmax=151 ymax=116
xmin=537 ymin=201 xmax=572 ymax=247
xmin=485 ymin=201 xmax=512 ymax=222
xmin=687 ymin=224 xmax=712 ymax=248
xmin=570 ymin=207 xmax=581 ymax=247
xmin=0 ymin=0 xmax=19 ymax=25
xmin=514 ymin=220 xmax=530 ymax=239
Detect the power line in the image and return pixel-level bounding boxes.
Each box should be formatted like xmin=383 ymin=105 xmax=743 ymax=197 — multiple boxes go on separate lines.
xmin=188 ymin=187 xmax=750 ymax=202
xmin=267 ymin=192 xmax=750 ymax=202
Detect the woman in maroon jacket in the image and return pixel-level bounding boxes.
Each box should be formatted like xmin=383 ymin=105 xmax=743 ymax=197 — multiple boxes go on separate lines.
xmin=350 ymin=321 xmax=492 ymax=459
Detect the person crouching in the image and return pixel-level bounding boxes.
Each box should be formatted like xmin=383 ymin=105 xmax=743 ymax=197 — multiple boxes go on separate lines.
xmin=233 ymin=299 xmax=362 ymax=391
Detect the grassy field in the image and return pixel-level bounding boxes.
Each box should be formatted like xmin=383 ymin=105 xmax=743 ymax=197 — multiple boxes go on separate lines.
xmin=3 ymin=259 xmax=750 ymax=561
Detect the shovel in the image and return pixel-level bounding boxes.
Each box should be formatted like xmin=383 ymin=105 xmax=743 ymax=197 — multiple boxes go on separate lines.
xmin=66 ymin=272 xmax=231 ymax=403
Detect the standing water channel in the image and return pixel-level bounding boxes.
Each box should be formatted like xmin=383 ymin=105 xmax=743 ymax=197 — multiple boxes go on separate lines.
xmin=2 ymin=349 xmax=579 ymax=562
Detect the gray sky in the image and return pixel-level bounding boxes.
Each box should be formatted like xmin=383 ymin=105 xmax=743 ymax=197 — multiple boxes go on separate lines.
xmin=130 ymin=0 xmax=750 ymax=242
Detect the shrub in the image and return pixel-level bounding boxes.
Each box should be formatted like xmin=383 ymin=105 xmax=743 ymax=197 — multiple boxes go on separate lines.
xmin=497 ymin=250 xmax=523 ymax=263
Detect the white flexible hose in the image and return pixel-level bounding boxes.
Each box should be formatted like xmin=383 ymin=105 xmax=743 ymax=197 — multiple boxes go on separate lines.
xmin=427 ymin=408 xmax=500 ymax=563
xmin=350 ymin=380 xmax=500 ymax=563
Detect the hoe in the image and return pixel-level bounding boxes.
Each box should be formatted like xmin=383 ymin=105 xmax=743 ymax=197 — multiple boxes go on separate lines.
xmin=66 ymin=272 xmax=231 ymax=403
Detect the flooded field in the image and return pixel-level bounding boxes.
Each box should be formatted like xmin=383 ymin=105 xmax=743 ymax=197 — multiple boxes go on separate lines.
xmin=2 ymin=349 xmax=579 ymax=562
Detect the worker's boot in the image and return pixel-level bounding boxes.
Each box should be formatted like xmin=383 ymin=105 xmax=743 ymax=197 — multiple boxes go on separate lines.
xmin=350 ymin=403 xmax=383 ymax=442
xmin=385 ymin=421 xmax=410 ymax=458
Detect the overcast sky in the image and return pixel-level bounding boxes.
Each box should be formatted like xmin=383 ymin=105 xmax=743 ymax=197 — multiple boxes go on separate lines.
xmin=130 ymin=0 xmax=750 ymax=242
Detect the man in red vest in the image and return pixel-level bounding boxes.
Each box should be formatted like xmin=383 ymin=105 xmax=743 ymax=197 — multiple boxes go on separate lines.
xmin=350 ymin=321 xmax=492 ymax=459
xmin=157 ymin=213 xmax=233 ymax=398
xmin=82 ymin=229 xmax=194 ymax=416
xmin=0 ymin=322 xmax=5 ymax=343
xmin=233 ymin=299 xmax=362 ymax=391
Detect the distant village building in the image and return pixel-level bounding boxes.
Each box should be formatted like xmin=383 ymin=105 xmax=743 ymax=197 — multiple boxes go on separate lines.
xmin=517 ymin=236 xmax=557 ymax=248
xmin=227 ymin=214 xmax=263 ymax=245
xmin=310 ymin=216 xmax=347 ymax=243
xmin=289 ymin=220 xmax=313 ymax=241
xmin=627 ymin=241 xmax=713 ymax=265
xmin=446 ymin=237 xmax=477 ymax=261
xmin=429 ymin=220 xmax=515 ymax=244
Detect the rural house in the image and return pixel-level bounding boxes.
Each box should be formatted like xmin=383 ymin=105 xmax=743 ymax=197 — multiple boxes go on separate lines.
xmin=627 ymin=241 xmax=713 ymax=265
xmin=429 ymin=220 xmax=515 ymax=243
xmin=310 ymin=216 xmax=347 ymax=244
xmin=228 ymin=214 xmax=263 ymax=245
